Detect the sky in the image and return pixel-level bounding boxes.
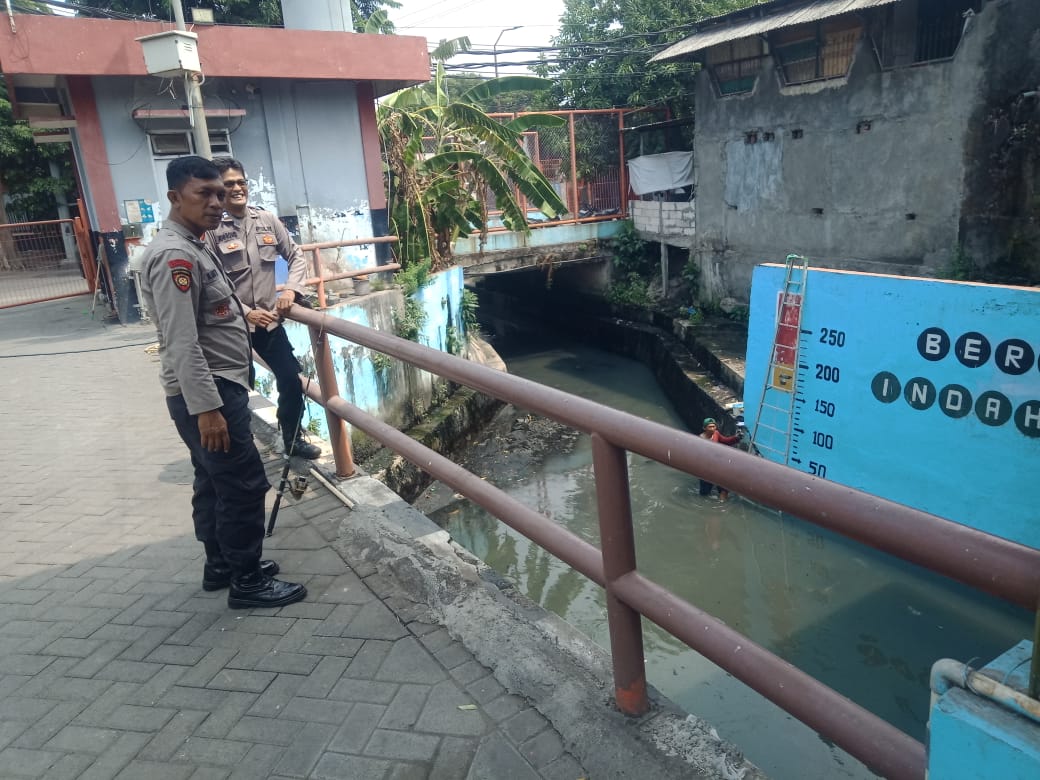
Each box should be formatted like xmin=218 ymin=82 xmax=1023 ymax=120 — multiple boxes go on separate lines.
xmin=387 ymin=0 xmax=567 ymax=76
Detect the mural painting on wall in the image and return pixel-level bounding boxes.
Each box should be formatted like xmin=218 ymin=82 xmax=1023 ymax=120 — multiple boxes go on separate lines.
xmin=298 ymin=202 xmax=377 ymax=282
xmin=745 ymin=265 xmax=1040 ymax=549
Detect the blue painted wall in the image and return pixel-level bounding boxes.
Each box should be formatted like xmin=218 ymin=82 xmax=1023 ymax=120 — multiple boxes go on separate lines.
xmin=929 ymin=642 xmax=1040 ymax=779
xmin=257 ymin=266 xmax=466 ymax=437
xmin=745 ymin=266 xmax=1040 ymax=548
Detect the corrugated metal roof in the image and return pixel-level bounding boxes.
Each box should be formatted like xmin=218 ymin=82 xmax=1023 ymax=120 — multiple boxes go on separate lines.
xmin=650 ymin=0 xmax=901 ymax=62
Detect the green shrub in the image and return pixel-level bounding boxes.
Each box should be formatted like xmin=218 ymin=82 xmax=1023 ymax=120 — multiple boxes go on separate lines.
xmin=680 ymin=258 xmax=700 ymax=304
xmin=608 ymin=273 xmax=652 ymax=308
xmin=461 ymin=288 xmax=480 ymax=341
xmin=370 ymin=351 xmax=392 ymax=374
xmin=392 ymin=259 xmax=433 ymax=341
xmin=612 ymin=220 xmax=656 ymax=277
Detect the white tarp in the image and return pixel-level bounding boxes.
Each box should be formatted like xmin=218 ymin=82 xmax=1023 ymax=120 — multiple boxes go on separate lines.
xmin=626 ymin=151 xmax=694 ymax=195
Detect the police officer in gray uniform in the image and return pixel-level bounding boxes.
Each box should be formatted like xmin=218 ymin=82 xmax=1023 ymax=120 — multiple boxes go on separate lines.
xmin=205 ymin=157 xmax=321 ymax=460
xmin=139 ymin=155 xmax=307 ymax=610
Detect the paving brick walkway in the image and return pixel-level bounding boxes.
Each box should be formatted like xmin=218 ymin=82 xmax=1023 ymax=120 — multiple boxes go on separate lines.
xmin=0 ymin=297 xmax=587 ymax=780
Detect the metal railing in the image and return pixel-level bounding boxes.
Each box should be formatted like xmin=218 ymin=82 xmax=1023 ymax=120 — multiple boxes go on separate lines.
xmin=296 ymin=236 xmax=400 ymax=310
xmin=0 ymin=212 xmax=97 ymax=309
xmin=282 ymin=302 xmax=1040 ymax=780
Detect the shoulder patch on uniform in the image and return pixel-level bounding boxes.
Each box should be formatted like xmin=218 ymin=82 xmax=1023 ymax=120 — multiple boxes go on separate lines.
xmin=168 ymin=258 xmax=193 ymax=292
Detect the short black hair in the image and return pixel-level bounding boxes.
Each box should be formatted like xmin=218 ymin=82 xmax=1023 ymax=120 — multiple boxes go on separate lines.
xmin=211 ymin=157 xmax=247 ymax=178
xmin=166 ymin=156 xmax=221 ymax=190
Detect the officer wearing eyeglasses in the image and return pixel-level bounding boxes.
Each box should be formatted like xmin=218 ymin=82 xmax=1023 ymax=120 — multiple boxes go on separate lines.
xmin=205 ymin=157 xmax=321 ymax=460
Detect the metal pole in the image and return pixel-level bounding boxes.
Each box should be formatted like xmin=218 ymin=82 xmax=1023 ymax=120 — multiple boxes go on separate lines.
xmin=171 ymin=0 xmax=211 ymax=158
xmin=1029 ymin=601 xmax=1040 ymax=699
xmin=306 ymin=317 xmax=355 ymax=477
xmin=569 ymin=113 xmax=579 ymax=219
xmin=493 ymin=26 xmax=521 ymax=79
xmin=591 ymin=433 xmax=649 ymax=716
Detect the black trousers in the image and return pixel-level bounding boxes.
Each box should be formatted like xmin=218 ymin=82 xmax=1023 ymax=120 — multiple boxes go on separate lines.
xmin=252 ymin=325 xmax=305 ymax=446
xmin=167 ymin=378 xmax=270 ymax=575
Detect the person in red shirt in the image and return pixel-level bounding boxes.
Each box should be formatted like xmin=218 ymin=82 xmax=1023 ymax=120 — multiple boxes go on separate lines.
xmin=698 ymin=417 xmax=741 ymax=501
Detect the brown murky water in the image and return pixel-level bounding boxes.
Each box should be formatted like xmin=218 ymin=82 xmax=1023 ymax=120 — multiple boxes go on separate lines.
xmin=419 ymin=342 xmax=1031 ymax=780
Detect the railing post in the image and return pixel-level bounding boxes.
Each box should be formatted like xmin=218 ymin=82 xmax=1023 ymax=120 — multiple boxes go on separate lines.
xmin=569 ymin=112 xmax=579 ymax=220
xmin=312 ymin=249 xmax=327 ymax=309
xmin=307 ymin=319 xmax=355 ymax=478
xmin=1029 ymin=598 xmax=1040 ymax=699
xmin=590 ymin=432 xmax=649 ymax=716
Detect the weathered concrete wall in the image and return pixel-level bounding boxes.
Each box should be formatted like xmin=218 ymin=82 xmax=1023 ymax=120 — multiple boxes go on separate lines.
xmin=959 ymin=0 xmax=1040 ymax=284
xmin=269 ymin=267 xmax=468 ymax=436
xmin=452 ymin=218 xmax=622 ymax=255
xmin=630 ymin=199 xmax=696 ymax=247
xmin=691 ymin=0 xmax=1004 ymax=301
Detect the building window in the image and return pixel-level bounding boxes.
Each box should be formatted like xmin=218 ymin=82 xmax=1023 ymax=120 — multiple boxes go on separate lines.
xmin=705 ymin=38 xmax=767 ymax=96
xmin=149 ymin=131 xmax=231 ymax=157
xmin=872 ymin=0 xmax=982 ymax=68
xmin=771 ymin=18 xmax=862 ymax=85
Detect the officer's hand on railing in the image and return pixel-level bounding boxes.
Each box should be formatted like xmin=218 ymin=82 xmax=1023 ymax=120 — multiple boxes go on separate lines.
xmin=247 ymin=309 xmax=278 ymax=328
xmin=275 ymin=289 xmax=295 ymax=313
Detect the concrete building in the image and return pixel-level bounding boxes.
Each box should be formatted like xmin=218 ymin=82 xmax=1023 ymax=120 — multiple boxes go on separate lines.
xmin=648 ymin=0 xmax=1040 ymax=301
xmin=0 ymin=0 xmax=429 ymax=311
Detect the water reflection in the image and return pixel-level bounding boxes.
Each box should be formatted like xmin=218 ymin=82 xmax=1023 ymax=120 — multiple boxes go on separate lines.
xmin=428 ymin=344 xmax=1032 ymax=780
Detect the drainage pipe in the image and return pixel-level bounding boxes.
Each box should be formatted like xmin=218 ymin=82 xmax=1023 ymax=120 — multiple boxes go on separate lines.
xmin=931 ymin=658 xmax=1040 ymax=727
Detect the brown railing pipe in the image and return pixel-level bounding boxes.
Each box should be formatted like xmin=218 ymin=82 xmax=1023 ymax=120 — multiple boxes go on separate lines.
xmin=612 ymin=570 xmax=927 ymax=780
xmin=307 ymin=386 xmax=606 ymax=582
xmin=298 ymin=236 xmax=399 ymax=252
xmin=295 ymin=234 xmax=399 ymax=309
xmin=300 ymin=262 xmax=400 ymax=290
xmin=307 ymin=321 xmax=355 ymax=478
xmin=286 ymin=305 xmax=1040 ymax=610
xmin=591 ymin=433 xmax=649 ymax=716
xmin=286 ymin=305 xmax=1040 ymax=777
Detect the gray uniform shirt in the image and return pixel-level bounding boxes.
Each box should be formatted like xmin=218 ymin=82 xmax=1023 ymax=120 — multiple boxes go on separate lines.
xmin=139 ymin=221 xmax=253 ymax=415
xmin=205 ymin=206 xmax=308 ymax=331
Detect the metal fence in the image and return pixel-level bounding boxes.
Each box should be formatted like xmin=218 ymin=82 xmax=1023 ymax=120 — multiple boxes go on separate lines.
xmin=282 ymin=299 xmax=1040 ymax=780
xmin=0 ymin=216 xmax=97 ymax=309
xmin=478 ymin=108 xmax=666 ymax=228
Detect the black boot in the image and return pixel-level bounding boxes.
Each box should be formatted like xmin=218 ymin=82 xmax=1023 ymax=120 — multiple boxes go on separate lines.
xmin=285 ymin=435 xmax=321 ymax=460
xmin=202 ymin=558 xmax=280 ymax=591
xmin=228 ymin=570 xmax=307 ymax=609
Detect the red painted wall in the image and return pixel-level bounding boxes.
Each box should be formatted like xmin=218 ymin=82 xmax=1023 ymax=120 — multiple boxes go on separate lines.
xmin=0 ymin=15 xmax=428 ymax=86
xmin=66 ymin=77 xmax=120 ymax=232
xmin=355 ymin=84 xmax=386 ymax=212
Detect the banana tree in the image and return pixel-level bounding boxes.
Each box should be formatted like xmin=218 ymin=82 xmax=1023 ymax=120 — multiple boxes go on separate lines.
xmin=378 ymin=63 xmax=568 ymax=270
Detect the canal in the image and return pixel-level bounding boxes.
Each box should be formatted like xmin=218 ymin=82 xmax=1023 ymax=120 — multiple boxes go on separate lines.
xmin=415 ymin=335 xmax=1033 ymax=779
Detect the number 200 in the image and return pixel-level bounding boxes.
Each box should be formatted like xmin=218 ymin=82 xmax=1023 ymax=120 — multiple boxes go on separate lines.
xmin=815 ymin=364 xmax=840 ymax=383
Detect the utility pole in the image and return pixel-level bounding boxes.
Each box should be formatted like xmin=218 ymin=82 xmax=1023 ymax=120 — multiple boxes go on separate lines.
xmin=171 ymin=0 xmax=211 ymax=158
xmin=493 ymin=26 xmax=522 ymax=79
